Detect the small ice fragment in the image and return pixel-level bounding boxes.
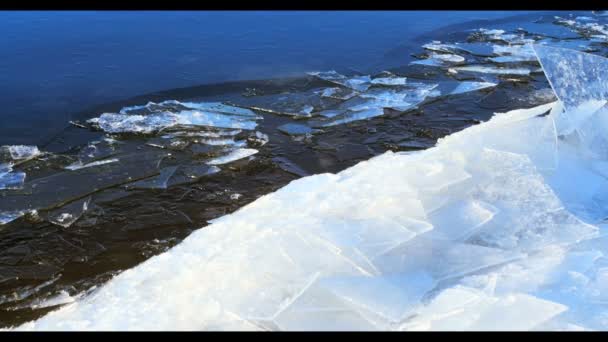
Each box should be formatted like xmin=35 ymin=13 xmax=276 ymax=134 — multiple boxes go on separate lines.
xmin=230 ymin=194 xmax=243 ymax=200
xmin=0 ymin=210 xmax=25 ymax=225
xmin=454 ymin=66 xmax=530 ymax=75
xmin=6 ymin=145 xmax=41 ymax=161
xmin=248 ymin=131 xmax=269 ymax=147
xmin=277 ymin=123 xmax=314 ymax=136
xmin=47 ymin=197 xmax=91 ymax=228
xmin=207 ymin=149 xmax=258 ymax=165
xmin=65 ymin=158 xmax=119 ymax=171
xmin=0 ymin=165 xmax=26 ymax=190
xmin=30 ymin=291 xmax=78 ymax=310
xmin=449 ymin=82 xmax=497 ymax=95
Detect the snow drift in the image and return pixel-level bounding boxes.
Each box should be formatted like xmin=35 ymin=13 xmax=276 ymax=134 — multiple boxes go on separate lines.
xmin=14 ymin=45 xmax=608 ymax=330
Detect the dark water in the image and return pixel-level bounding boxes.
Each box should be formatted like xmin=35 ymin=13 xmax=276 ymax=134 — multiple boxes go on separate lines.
xmin=0 ymin=10 xmax=542 ymax=146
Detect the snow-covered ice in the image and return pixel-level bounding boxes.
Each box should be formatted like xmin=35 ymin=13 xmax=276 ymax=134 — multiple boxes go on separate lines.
xmin=13 ymin=45 xmax=608 ymax=331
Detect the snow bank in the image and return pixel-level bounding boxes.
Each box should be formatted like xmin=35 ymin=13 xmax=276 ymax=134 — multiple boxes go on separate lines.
xmin=14 ymin=46 xmax=608 ymax=330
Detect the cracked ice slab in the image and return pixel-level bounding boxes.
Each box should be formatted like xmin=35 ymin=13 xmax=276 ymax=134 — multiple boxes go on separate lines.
xmin=89 ymin=101 xmax=260 ymax=133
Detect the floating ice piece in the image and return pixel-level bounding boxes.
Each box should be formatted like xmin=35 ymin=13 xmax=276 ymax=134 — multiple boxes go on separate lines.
xmin=448 ymin=81 xmax=497 ymax=95
xmin=2 ymin=145 xmax=41 ymax=161
xmin=65 ymin=158 xmax=119 ymax=171
xmin=90 ymin=101 xmax=260 ymax=134
xmin=207 ymin=148 xmax=258 ymax=165
xmin=454 ymin=65 xmax=531 ymax=75
xmin=490 ymin=44 xmax=537 ymax=63
xmin=411 ymin=53 xmax=465 ymax=67
xmin=320 ymin=87 xmax=358 ymax=100
xmin=0 ymin=164 xmax=26 ymax=190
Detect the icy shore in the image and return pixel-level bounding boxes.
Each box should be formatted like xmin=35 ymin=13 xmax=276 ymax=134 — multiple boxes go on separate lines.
xmin=13 ymin=45 xmax=608 ymax=331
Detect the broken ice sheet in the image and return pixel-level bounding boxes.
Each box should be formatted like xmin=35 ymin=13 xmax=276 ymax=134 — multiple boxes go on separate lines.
xmin=435 ymin=81 xmax=497 ymax=96
xmin=46 ymin=197 xmax=91 ymax=228
xmin=90 ymin=101 xmax=260 ymax=134
xmin=489 ymin=44 xmax=537 ymax=63
xmin=207 ymin=148 xmax=258 ymax=165
xmin=0 ymin=150 xmax=168 ymax=214
xmin=533 ymin=44 xmax=608 ymax=112
xmin=454 ymin=65 xmax=531 ymax=75
xmin=165 ymin=164 xmax=220 ymax=187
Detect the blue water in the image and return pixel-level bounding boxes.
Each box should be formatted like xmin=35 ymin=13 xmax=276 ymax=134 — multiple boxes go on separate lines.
xmin=0 ymin=11 xmax=544 ymax=145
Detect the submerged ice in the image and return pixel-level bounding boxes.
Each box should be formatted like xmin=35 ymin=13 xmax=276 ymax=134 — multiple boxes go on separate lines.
xmin=13 ymin=45 xmax=608 ymax=331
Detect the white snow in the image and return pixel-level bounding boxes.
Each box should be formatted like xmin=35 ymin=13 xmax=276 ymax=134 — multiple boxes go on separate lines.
xmin=12 ymin=45 xmax=608 ymax=331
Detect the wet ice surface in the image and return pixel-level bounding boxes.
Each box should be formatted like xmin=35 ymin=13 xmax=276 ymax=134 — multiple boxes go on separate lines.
xmin=3 ymin=11 xmax=608 ymax=330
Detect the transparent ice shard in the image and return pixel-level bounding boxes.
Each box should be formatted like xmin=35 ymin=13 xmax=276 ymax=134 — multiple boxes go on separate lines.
xmin=179 ymin=102 xmax=258 ymax=118
xmin=65 ymin=158 xmax=119 ymax=171
xmin=277 ymin=123 xmax=314 ymax=136
xmin=47 ymin=196 xmax=91 ymax=228
xmin=454 ymin=66 xmax=531 ymax=75
xmin=165 ymin=164 xmax=221 ymax=187
xmin=0 ymin=150 xmax=168 ymax=213
xmin=533 ymin=44 xmax=608 ymax=112
xmin=207 ymin=148 xmax=258 ymax=165
xmin=127 ymin=166 xmax=179 ymax=190
xmin=447 ymin=81 xmax=497 ymax=95
xmin=427 ymin=200 xmax=499 ymax=241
